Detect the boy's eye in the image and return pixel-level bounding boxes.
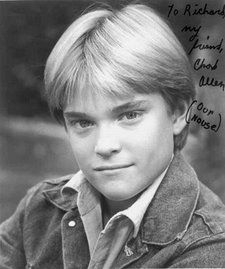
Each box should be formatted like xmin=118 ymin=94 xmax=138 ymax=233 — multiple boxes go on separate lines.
xmin=78 ymin=120 xmax=93 ymax=128
xmin=69 ymin=119 xmax=94 ymax=129
xmin=120 ymin=111 xmax=142 ymax=121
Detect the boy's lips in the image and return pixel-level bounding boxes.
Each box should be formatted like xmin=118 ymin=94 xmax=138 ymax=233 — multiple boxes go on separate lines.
xmin=94 ymin=163 xmax=133 ymax=171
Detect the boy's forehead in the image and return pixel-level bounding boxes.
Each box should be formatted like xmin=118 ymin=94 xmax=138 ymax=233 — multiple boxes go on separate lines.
xmin=64 ymin=91 xmax=151 ymax=113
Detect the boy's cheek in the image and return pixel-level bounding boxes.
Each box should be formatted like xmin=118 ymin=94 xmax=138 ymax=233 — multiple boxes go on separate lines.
xmin=69 ymin=142 xmax=87 ymax=164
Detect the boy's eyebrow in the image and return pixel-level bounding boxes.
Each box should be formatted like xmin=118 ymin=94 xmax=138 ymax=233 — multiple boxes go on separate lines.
xmin=63 ymin=100 xmax=149 ymax=119
xmin=111 ymin=100 xmax=149 ymax=114
xmin=63 ymin=111 xmax=90 ymax=119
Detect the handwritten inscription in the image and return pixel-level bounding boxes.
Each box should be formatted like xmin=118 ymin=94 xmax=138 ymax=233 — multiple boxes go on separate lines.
xmin=168 ymin=4 xmax=225 ymax=19
xmin=186 ymin=100 xmax=222 ymax=132
xmin=167 ymin=3 xmax=225 ymax=95
xmin=199 ymin=76 xmax=225 ymax=91
xmin=183 ymin=4 xmax=225 ymax=18
xmin=181 ymin=25 xmax=202 ymax=41
xmin=188 ymin=36 xmax=223 ymax=55
xmin=194 ymin=58 xmax=219 ymax=71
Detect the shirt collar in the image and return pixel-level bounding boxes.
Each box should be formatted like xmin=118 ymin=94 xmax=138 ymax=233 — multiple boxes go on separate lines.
xmin=62 ymin=170 xmax=85 ymax=194
xmin=62 ymin=170 xmax=101 ymax=216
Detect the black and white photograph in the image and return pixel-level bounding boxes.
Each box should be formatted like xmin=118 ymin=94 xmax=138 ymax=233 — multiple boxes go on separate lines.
xmin=0 ymin=0 xmax=225 ymax=268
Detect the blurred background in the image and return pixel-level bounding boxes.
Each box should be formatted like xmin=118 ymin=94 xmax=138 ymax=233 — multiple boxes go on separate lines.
xmin=0 ymin=0 xmax=225 ymax=223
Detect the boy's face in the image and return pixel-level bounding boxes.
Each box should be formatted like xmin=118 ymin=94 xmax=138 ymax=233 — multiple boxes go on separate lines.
xmin=64 ymin=92 xmax=175 ymax=202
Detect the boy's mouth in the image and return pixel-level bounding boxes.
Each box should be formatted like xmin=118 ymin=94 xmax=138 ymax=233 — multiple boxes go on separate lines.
xmin=94 ymin=164 xmax=133 ymax=171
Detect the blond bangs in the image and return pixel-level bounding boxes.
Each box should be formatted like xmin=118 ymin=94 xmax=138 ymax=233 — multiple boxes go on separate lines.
xmin=61 ymin=34 xmax=145 ymax=109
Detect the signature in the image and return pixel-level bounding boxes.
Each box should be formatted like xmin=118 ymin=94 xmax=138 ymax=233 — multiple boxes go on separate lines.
xmin=194 ymin=58 xmax=219 ymax=71
xmin=199 ymin=76 xmax=225 ymax=91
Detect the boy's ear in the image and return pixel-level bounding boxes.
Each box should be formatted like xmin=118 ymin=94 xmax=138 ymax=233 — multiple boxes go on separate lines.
xmin=172 ymin=102 xmax=189 ymax=135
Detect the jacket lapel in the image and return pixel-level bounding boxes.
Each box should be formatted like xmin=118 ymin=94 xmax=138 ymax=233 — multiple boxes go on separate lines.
xmin=141 ymin=152 xmax=200 ymax=245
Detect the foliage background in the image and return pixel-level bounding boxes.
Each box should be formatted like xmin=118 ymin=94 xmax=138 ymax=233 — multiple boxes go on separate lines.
xmin=0 ymin=0 xmax=225 ymax=222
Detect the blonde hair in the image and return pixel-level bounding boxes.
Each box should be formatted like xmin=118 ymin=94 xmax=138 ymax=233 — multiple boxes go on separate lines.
xmin=44 ymin=4 xmax=195 ymax=150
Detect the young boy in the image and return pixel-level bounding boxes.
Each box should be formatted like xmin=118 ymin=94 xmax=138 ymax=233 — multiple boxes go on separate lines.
xmin=1 ymin=3 xmax=225 ymax=269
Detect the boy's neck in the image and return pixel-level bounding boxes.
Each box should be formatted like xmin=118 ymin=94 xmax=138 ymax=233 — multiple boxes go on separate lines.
xmin=101 ymin=192 xmax=142 ymax=226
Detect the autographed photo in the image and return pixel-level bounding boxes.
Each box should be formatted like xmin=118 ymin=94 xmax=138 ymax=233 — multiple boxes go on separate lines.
xmin=0 ymin=0 xmax=225 ymax=266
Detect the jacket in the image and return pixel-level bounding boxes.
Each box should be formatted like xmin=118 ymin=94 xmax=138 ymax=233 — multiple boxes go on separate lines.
xmin=1 ymin=152 xmax=225 ymax=268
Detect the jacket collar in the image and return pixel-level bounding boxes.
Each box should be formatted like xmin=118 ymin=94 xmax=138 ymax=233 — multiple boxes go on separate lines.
xmin=140 ymin=152 xmax=200 ymax=245
xmin=42 ymin=152 xmax=200 ymax=246
xmin=42 ymin=175 xmax=78 ymax=212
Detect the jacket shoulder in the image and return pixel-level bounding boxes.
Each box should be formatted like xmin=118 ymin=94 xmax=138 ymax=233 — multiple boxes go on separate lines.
xmin=181 ymin=181 xmax=225 ymax=249
xmin=194 ymin=182 xmax=225 ymax=233
xmin=170 ymin=182 xmax=225 ymax=267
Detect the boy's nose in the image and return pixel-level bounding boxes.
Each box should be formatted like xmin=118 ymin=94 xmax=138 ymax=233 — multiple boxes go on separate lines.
xmin=94 ymin=125 xmax=122 ymax=158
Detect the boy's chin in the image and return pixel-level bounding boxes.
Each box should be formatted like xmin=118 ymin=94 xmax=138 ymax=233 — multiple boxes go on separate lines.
xmin=102 ymin=189 xmax=141 ymax=202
